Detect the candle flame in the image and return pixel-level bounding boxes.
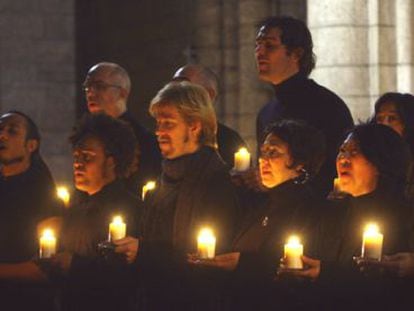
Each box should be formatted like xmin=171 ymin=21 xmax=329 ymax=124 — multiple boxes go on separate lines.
xmin=238 ymin=147 xmax=249 ymax=155
xmin=198 ymin=228 xmax=215 ymax=242
xmin=42 ymin=228 xmax=54 ymax=238
xmin=286 ymin=235 xmax=301 ymax=245
xmin=364 ymin=223 xmax=380 ymax=235
xmin=113 ymin=216 xmax=124 ymax=224
xmin=145 ymin=181 xmax=156 ymax=190
xmin=56 ymin=186 xmax=70 ymax=202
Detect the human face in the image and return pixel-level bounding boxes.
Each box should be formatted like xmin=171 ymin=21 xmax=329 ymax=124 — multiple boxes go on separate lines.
xmin=255 ymin=27 xmax=300 ymax=85
xmin=72 ymin=136 xmax=116 ymax=195
xmin=0 ymin=113 xmax=35 ymax=171
xmin=336 ymin=134 xmax=379 ymax=197
xmin=154 ymin=105 xmax=200 ymax=159
xmin=375 ymin=102 xmax=405 ymax=137
xmin=83 ymin=66 xmax=126 ymax=117
xmin=259 ymin=133 xmax=301 ymax=188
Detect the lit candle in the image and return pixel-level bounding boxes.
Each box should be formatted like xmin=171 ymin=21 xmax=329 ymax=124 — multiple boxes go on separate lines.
xmin=142 ymin=181 xmax=156 ymax=201
xmin=362 ymin=223 xmax=383 ymax=260
xmin=39 ymin=228 xmax=57 ymax=259
xmin=109 ymin=216 xmax=126 ymax=242
xmin=234 ymin=147 xmax=251 ymax=172
xmin=56 ymin=186 xmax=70 ymax=207
xmin=197 ymin=228 xmax=216 ymax=259
xmin=284 ymin=235 xmax=303 ymax=269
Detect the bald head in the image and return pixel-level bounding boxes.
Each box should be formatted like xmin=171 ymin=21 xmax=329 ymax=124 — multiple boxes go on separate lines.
xmin=172 ymin=64 xmax=219 ymax=102
xmin=84 ymin=62 xmax=131 ymax=117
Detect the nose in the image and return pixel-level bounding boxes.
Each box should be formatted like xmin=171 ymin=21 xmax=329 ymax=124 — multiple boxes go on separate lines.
xmin=0 ymin=129 xmax=7 ymax=141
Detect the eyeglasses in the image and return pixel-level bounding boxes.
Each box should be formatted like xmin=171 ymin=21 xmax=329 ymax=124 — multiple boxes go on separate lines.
xmin=83 ymin=81 xmax=123 ymax=93
xmin=259 ymin=146 xmax=284 ymax=160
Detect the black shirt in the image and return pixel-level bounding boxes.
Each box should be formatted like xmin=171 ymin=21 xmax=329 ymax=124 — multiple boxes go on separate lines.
xmin=0 ymin=163 xmax=60 ymax=262
xmin=256 ymin=73 xmax=354 ymax=197
xmin=217 ymin=122 xmax=246 ymax=168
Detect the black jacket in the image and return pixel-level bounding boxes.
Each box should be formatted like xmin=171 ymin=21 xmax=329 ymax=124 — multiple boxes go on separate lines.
xmin=256 ymin=73 xmax=354 ymax=197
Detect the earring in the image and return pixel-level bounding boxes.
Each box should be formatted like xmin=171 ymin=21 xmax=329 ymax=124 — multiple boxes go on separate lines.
xmin=294 ymin=168 xmax=310 ymax=185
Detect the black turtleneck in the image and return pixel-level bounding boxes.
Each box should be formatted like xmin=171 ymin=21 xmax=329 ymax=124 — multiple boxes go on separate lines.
xmin=256 ymin=73 xmax=354 ymax=197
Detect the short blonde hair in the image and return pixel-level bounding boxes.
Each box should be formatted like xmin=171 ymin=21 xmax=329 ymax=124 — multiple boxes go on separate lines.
xmin=149 ymin=81 xmax=217 ymax=148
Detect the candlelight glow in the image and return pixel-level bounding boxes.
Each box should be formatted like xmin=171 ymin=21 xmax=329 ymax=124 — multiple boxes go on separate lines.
xmin=142 ymin=181 xmax=156 ymax=200
xmin=56 ymin=186 xmax=70 ymax=206
xmin=113 ymin=216 xmax=123 ymax=224
xmin=109 ymin=215 xmax=126 ymax=242
xmin=364 ymin=223 xmax=380 ymax=235
xmin=286 ymin=235 xmax=301 ymax=245
xmin=42 ymin=228 xmax=54 ymax=238
xmin=197 ymin=227 xmax=216 ymax=259
xmin=238 ymin=147 xmax=249 ymax=156
xmin=234 ymin=147 xmax=251 ymax=171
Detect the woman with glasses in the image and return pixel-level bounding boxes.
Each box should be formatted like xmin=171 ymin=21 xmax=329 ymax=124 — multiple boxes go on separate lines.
xmin=189 ymin=119 xmax=326 ymax=309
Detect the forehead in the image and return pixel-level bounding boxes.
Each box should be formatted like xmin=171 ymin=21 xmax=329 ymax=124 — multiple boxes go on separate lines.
xmin=74 ymin=135 xmax=105 ymax=151
xmin=342 ymin=133 xmax=359 ymax=148
xmin=85 ymin=66 xmax=113 ymax=82
xmin=0 ymin=113 xmax=27 ymax=129
xmin=263 ymin=133 xmax=287 ymax=147
xmin=256 ymin=26 xmax=282 ymax=41
xmin=154 ymin=105 xmax=182 ymax=119
xmin=378 ymin=102 xmax=399 ymax=113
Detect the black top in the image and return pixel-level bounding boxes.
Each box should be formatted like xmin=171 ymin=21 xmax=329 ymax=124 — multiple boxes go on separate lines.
xmin=217 ymin=122 xmax=246 ymax=168
xmin=138 ymin=146 xmax=240 ymax=309
xmin=119 ymin=111 xmax=161 ymax=193
xmin=59 ymin=180 xmax=142 ymax=311
xmin=234 ymin=180 xmax=321 ymax=279
xmin=256 ymin=73 xmax=354 ymax=197
xmin=0 ymin=163 xmax=61 ymax=262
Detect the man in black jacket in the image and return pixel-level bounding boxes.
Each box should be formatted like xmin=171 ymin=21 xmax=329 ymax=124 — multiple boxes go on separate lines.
xmin=83 ymin=62 xmax=161 ymax=193
xmin=255 ymin=16 xmax=354 ymax=197
xmin=118 ymin=81 xmax=240 ymax=309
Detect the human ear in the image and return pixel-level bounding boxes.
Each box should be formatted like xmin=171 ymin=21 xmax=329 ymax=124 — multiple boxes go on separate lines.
xmin=26 ymin=139 xmax=38 ymax=154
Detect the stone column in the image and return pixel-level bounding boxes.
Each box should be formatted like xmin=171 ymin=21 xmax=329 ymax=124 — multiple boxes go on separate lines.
xmin=0 ymin=0 xmax=76 ymax=183
xmin=396 ymin=0 xmax=414 ymax=92
xmin=308 ymin=0 xmax=397 ymax=120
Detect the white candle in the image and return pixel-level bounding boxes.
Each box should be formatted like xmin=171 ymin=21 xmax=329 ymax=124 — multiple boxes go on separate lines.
xmin=284 ymin=235 xmax=303 ymax=269
xmin=109 ymin=216 xmax=126 ymax=242
xmin=197 ymin=228 xmax=216 ymax=259
xmin=333 ymin=178 xmax=340 ymax=193
xmin=362 ymin=223 xmax=383 ymax=260
xmin=56 ymin=186 xmax=70 ymax=207
xmin=39 ymin=228 xmax=57 ymax=259
xmin=142 ymin=181 xmax=156 ymax=201
xmin=234 ymin=147 xmax=251 ymax=172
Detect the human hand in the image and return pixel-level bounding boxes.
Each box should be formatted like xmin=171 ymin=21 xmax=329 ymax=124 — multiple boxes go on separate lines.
xmin=113 ymin=236 xmax=139 ymax=264
xmin=187 ymin=252 xmax=241 ymax=271
xmin=277 ymin=256 xmax=321 ymax=281
xmin=357 ymin=253 xmax=414 ymax=278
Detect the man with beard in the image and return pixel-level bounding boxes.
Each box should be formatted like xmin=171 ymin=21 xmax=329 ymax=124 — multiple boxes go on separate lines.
xmin=116 ymin=81 xmax=240 ymax=309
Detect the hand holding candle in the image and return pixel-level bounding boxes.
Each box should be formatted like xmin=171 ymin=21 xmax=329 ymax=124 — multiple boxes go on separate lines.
xmin=109 ymin=216 xmax=126 ymax=242
xmin=39 ymin=228 xmax=57 ymax=259
xmin=197 ymin=228 xmax=216 ymax=259
xmin=362 ymin=223 xmax=383 ymax=260
xmin=284 ymin=235 xmax=303 ymax=269
xmin=142 ymin=181 xmax=156 ymax=201
xmin=56 ymin=186 xmax=70 ymax=207
xmin=234 ymin=147 xmax=251 ymax=172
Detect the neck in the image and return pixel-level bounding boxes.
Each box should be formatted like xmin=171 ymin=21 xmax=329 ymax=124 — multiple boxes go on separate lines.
xmin=272 ymin=69 xmax=300 ymax=86
xmin=1 ymin=159 xmax=31 ymax=177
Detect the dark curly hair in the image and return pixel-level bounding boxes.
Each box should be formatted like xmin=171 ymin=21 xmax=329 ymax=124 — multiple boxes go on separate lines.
xmin=258 ymin=16 xmax=316 ymax=76
xmin=373 ymin=92 xmax=414 ymax=155
xmin=350 ymin=123 xmax=411 ymax=196
xmin=69 ymin=113 xmax=137 ymax=178
xmin=262 ymin=119 xmax=326 ymax=179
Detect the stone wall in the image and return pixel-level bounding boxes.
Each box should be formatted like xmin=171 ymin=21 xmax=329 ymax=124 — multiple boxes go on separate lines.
xmin=0 ymin=0 xmax=76 ymax=184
